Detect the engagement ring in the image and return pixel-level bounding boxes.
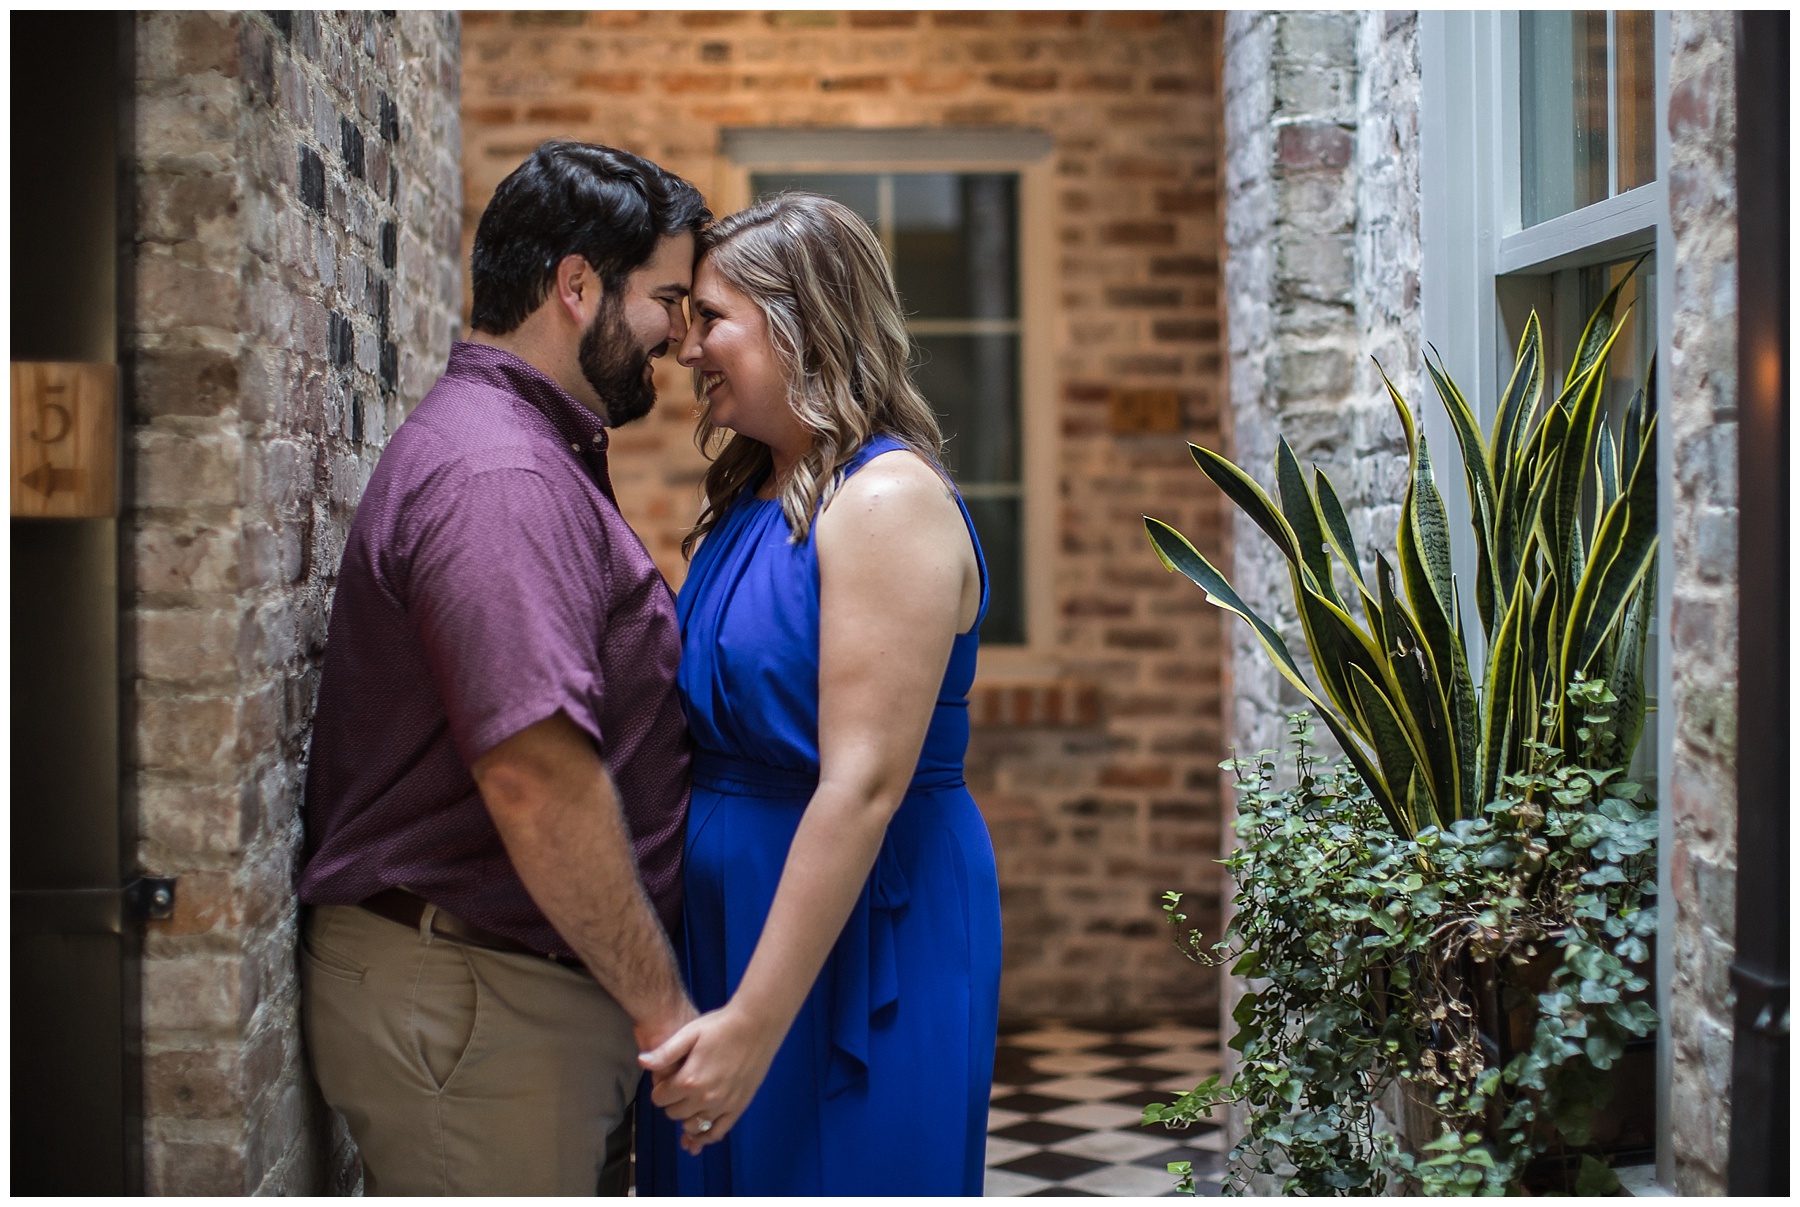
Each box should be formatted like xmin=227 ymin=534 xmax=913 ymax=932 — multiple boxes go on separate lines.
xmin=695 ymin=1117 xmax=714 ymax=1134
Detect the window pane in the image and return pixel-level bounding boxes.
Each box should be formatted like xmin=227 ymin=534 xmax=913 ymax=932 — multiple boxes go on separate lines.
xmin=1519 ymin=11 xmax=1610 ymax=227
xmin=1574 ymin=255 xmax=1656 ymax=439
xmin=892 ymin=173 xmax=1018 ymax=320
xmin=1572 ymin=255 xmax=1658 ymax=785
xmin=1615 ymin=10 xmax=1657 ymax=193
xmin=963 ymin=495 xmax=1024 ymax=646
xmin=748 ymin=172 xmax=881 ymax=230
xmin=746 ymin=170 xmax=1027 ymax=646
xmin=911 ymin=333 xmax=1020 ymax=485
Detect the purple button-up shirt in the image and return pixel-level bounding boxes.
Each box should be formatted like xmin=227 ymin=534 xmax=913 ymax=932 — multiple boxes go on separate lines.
xmin=297 ymin=342 xmax=690 ymax=954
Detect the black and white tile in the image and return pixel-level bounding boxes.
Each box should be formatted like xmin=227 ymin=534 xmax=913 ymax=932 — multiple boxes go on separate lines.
xmin=985 ymin=1020 xmax=1227 ymax=1197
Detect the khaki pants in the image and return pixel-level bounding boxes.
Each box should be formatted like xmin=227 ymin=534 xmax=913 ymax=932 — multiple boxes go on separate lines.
xmin=301 ymin=903 xmax=639 ymax=1195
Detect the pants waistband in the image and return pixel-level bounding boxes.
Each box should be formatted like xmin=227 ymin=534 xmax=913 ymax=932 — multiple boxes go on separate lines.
xmin=357 ymin=887 xmax=585 ymax=970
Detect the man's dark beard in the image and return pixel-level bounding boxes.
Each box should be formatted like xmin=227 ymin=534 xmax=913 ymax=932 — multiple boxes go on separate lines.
xmin=577 ymin=295 xmax=657 ymax=427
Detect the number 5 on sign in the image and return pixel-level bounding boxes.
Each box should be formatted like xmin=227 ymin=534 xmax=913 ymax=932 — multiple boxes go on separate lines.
xmin=11 ymin=361 xmax=117 ymax=518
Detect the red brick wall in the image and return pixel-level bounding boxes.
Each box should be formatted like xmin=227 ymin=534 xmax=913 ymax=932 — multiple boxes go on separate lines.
xmin=461 ymin=10 xmax=1226 ymax=1020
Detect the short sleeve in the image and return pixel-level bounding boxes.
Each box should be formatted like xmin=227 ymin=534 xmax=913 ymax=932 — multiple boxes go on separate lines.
xmin=403 ymin=464 xmax=612 ymax=765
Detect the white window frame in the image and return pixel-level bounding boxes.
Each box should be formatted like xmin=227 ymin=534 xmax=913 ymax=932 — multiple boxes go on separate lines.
xmin=1420 ymin=11 xmax=1674 ymax=1190
xmin=717 ymin=128 xmax=1058 ymax=673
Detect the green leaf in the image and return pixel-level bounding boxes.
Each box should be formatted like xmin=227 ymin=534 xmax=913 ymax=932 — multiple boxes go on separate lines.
xmin=1545 ymin=318 xmax=1631 ymax=611
xmin=1480 ymin=580 xmax=1527 ymax=804
xmin=1396 ymin=437 xmax=1482 ymax=819
xmin=1561 ymin=255 xmax=1646 ymax=401
xmin=1348 ymin=664 xmax=1436 ymax=831
xmin=1621 ymin=383 xmax=1646 ymax=484
xmin=1277 ymin=437 xmax=1345 ymax=610
xmin=1518 ymin=406 xmax=1568 ymax=587
xmin=1376 ymin=555 xmax=1459 ymax=821
xmin=1315 ymin=468 xmax=1370 ymax=598
xmin=1293 ymin=573 xmax=1398 ymax=742
xmin=1144 ymin=516 xmax=1410 ymax=834
xmin=1595 ymin=422 xmax=1619 ymax=517
xmin=1493 ymin=313 xmax=1546 ymax=594
xmin=1145 ymin=517 xmax=1311 ymax=698
xmin=1188 ymin=443 xmax=1300 ymax=565
xmin=1575 ymin=1156 xmax=1620 ymax=1197
xmin=1564 ymin=415 xmax=1660 ymax=682
xmin=1606 ymin=564 xmax=1655 ymax=761
xmin=1423 ymin=348 xmax=1501 ymax=637
xmin=1408 ymin=434 xmax=1461 ymax=637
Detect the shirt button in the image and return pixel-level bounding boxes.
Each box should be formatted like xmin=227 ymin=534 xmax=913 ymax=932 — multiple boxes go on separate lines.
xmin=570 ymin=443 xmax=580 ymax=452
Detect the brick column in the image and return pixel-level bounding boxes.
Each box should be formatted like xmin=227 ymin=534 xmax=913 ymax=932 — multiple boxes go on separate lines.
xmin=1225 ymin=13 xmax=1374 ymax=770
xmin=1666 ymin=11 xmax=1739 ymax=1195
xmin=127 ymin=12 xmax=461 ymax=1192
xmin=1222 ymin=10 xmax=1420 ymax=765
xmin=1219 ymin=9 xmax=1422 ymax=1162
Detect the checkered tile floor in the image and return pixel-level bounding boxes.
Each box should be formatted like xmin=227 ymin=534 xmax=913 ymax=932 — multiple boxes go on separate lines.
xmin=985 ymin=1019 xmax=1226 ymax=1197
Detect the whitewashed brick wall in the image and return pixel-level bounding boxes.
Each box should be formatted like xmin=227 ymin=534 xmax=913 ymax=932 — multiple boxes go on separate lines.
xmin=128 ymin=12 xmax=461 ymax=1192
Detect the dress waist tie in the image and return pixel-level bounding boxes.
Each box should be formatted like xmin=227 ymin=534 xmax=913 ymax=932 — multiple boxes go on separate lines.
xmin=690 ymin=751 xmax=962 ymax=1096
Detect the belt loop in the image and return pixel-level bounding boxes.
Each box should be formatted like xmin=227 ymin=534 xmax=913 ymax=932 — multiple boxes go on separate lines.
xmin=418 ymin=902 xmax=438 ymax=945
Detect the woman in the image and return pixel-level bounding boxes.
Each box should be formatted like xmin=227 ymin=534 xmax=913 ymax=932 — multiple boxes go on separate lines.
xmin=634 ymin=193 xmax=1002 ymax=1195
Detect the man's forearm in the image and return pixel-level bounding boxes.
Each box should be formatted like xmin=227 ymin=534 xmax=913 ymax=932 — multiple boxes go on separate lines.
xmin=498 ymin=780 xmax=689 ymax=1025
xmin=475 ymin=715 xmax=693 ymax=1047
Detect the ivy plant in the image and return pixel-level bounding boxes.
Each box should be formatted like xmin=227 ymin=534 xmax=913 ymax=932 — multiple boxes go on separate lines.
xmin=1146 ymin=701 xmax=1657 ymax=1195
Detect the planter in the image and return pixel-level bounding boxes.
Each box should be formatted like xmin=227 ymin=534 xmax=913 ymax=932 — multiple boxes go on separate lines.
xmin=1465 ymin=929 xmax=1657 ymax=1190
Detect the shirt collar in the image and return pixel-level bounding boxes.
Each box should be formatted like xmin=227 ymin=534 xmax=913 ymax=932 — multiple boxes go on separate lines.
xmin=443 ymin=340 xmax=611 ymax=459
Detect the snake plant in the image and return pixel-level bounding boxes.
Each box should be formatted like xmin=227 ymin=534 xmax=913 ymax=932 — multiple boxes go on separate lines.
xmin=1148 ymin=267 xmax=1657 ymax=838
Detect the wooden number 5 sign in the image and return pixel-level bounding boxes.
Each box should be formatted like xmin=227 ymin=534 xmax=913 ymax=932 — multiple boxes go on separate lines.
xmin=11 ymin=361 xmax=117 ymax=518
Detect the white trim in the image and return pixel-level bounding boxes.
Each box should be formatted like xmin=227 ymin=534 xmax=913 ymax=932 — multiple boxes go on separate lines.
xmin=1013 ymin=155 xmax=1057 ymax=666
xmin=907 ymin=318 xmax=1022 ymax=337
xmin=1419 ymin=10 xmax=1499 ymax=669
xmin=876 ymin=173 xmax=895 ymax=260
xmin=1607 ymin=11 xmax=1621 ymax=199
xmin=719 ymin=135 xmax=1059 ymax=659
xmin=956 ymin=483 xmax=1024 ymax=501
xmin=1649 ymin=11 xmax=1674 ymax=1188
xmin=1499 ymin=182 xmax=1662 ymax=274
xmin=1616 ymin=1162 xmax=1675 ymax=1197
xmin=1499 ymin=14 xmax=1525 ymax=237
xmin=720 ymin=126 xmax=1054 ymax=166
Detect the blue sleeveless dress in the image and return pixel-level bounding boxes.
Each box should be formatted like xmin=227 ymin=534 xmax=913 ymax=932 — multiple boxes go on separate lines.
xmin=638 ymin=434 xmax=1003 ymax=1196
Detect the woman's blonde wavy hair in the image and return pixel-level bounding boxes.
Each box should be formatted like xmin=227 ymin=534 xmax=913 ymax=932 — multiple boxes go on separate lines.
xmin=681 ymin=193 xmax=947 ymax=558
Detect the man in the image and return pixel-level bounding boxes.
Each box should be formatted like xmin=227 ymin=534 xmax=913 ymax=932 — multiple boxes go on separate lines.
xmin=296 ymin=141 xmax=709 ymax=1195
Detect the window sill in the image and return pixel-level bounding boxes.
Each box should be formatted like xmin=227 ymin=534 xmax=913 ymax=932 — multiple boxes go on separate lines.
xmin=1615 ymin=1164 xmax=1672 ymax=1197
xmin=1498 ymin=182 xmax=1661 ymax=275
xmin=972 ymin=646 xmax=1063 ymax=681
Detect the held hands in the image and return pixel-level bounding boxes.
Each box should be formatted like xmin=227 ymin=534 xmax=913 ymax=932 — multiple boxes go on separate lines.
xmin=638 ymin=1004 xmax=781 ymax=1155
xmin=631 ymin=995 xmax=700 ymax=1059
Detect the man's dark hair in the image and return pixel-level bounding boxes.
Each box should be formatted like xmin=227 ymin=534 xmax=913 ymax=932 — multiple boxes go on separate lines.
xmin=469 ymin=141 xmax=711 ymax=335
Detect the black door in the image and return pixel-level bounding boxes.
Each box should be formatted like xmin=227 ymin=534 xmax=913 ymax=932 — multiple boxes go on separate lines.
xmin=11 ymin=12 xmax=137 ymax=1194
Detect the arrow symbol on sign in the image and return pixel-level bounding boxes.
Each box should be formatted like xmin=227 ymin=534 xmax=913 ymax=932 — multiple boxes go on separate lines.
xmin=22 ymin=465 xmax=82 ymax=497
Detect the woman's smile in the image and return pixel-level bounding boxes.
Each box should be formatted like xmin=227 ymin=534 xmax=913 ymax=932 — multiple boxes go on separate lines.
xmin=677 ymin=258 xmax=809 ymax=460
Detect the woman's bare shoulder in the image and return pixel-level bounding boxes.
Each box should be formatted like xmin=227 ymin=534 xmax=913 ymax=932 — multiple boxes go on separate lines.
xmin=822 ymin=447 xmax=960 ymax=535
xmin=817 ymin=446 xmax=977 ymax=629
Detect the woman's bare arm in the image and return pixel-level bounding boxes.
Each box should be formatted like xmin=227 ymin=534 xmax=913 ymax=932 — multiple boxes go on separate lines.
xmin=639 ymin=450 xmax=978 ymax=1150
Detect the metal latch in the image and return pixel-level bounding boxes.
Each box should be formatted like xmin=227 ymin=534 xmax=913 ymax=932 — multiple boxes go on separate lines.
xmin=124 ymin=876 xmax=177 ymax=921
xmin=12 ymin=876 xmax=178 ymax=935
